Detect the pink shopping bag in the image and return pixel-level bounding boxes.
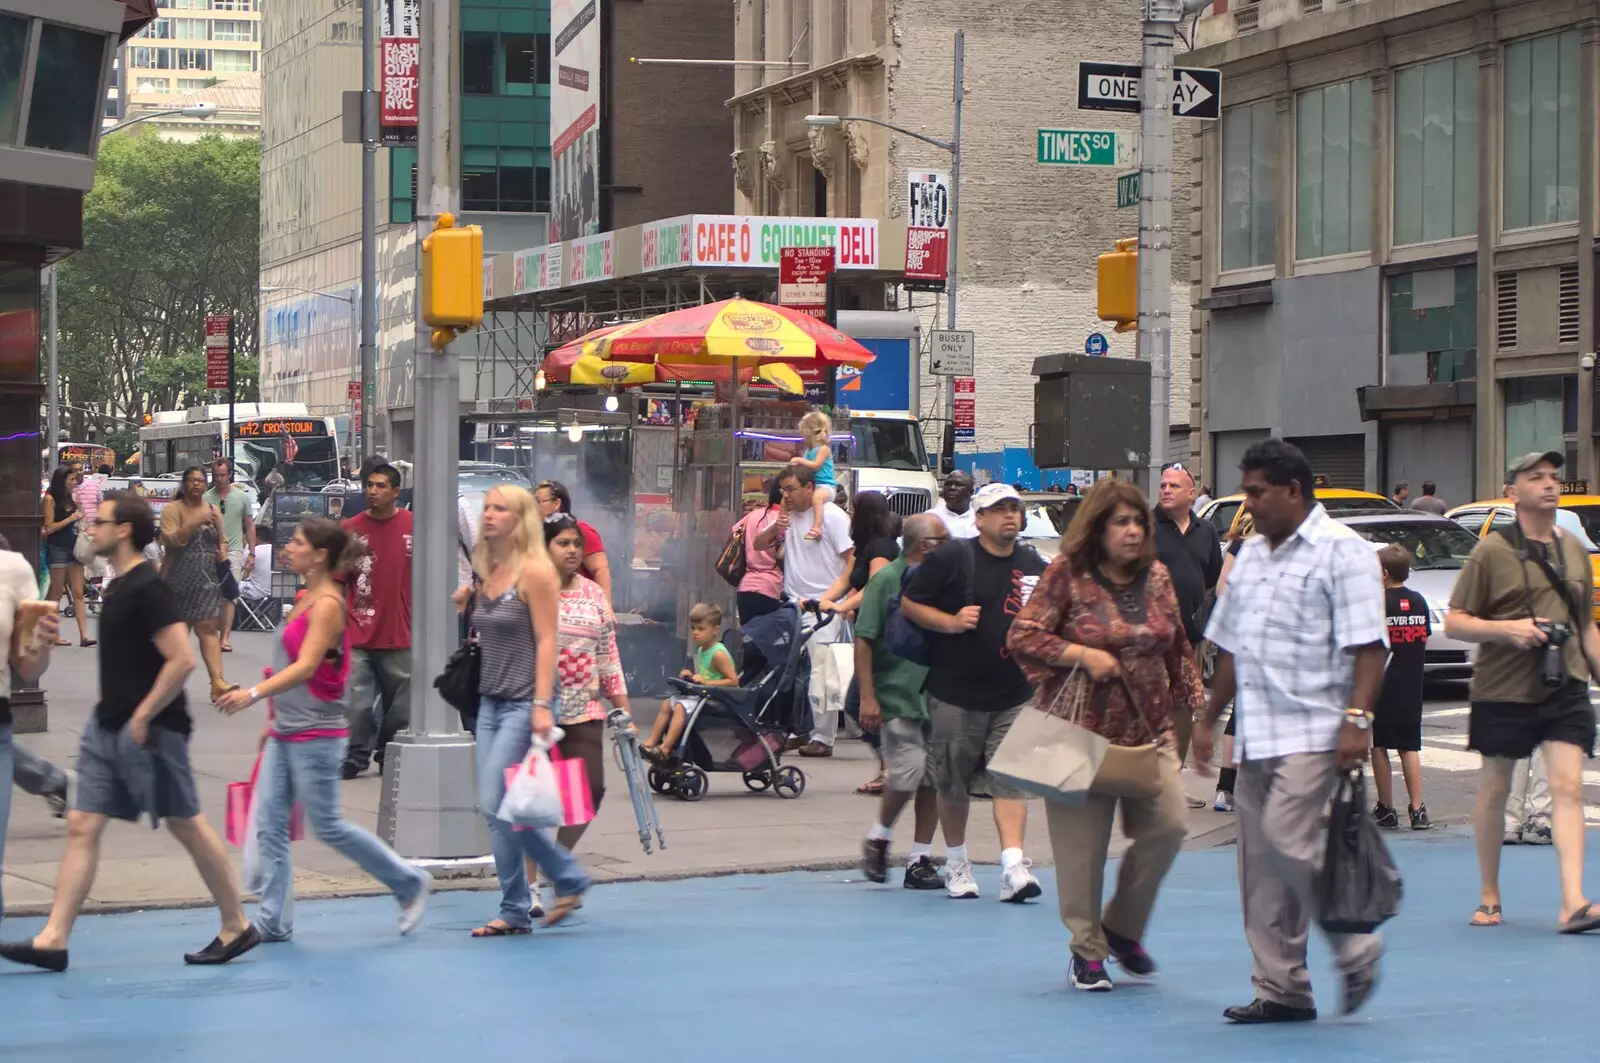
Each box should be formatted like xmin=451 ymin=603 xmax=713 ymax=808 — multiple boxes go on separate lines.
xmin=225 ymin=748 xmax=306 ymax=848
xmin=505 ymin=744 xmax=595 ymax=832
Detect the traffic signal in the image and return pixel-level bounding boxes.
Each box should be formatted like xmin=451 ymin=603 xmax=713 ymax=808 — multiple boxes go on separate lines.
xmin=1097 ymin=237 xmax=1137 ymax=334
xmin=420 ymin=211 xmax=484 ymax=346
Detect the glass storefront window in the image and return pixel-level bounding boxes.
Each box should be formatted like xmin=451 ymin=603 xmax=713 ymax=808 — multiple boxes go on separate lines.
xmin=26 ymin=23 xmax=106 ymax=155
xmin=1504 ymin=375 xmax=1577 ymax=471
xmin=0 ymin=263 xmax=41 ymax=383
xmin=0 ymin=14 xmax=27 ymax=145
xmin=1386 ymin=266 xmax=1477 ymax=385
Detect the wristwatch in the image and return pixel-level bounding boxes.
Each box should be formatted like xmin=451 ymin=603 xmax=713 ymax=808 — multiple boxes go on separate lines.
xmin=1343 ymin=707 xmax=1372 ymax=731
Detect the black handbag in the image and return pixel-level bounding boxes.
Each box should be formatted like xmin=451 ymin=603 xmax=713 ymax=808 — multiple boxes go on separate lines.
xmin=434 ymin=579 xmax=480 ymax=729
xmin=216 ymin=558 xmax=240 ymax=601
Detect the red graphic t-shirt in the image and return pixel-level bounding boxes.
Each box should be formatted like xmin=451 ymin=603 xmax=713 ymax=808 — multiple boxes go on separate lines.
xmin=342 ymin=509 xmax=414 ymax=650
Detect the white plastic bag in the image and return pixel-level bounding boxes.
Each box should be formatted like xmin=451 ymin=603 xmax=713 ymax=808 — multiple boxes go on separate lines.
xmin=497 ymin=728 xmax=565 ymax=829
xmin=240 ymin=787 xmax=264 ymax=894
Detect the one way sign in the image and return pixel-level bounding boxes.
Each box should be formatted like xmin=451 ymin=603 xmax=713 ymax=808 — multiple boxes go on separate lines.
xmin=1076 ymin=61 xmax=1221 ymax=121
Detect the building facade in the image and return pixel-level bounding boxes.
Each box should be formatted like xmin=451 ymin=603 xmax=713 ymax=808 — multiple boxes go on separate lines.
xmin=1188 ymin=0 xmax=1596 ymax=502
xmin=122 ymin=0 xmax=261 ymax=104
xmin=259 ymin=0 xmax=733 ymax=457
xmin=727 ymin=0 xmax=1194 ymax=461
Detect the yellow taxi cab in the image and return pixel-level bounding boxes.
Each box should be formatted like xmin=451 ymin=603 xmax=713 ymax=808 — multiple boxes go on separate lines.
xmin=1200 ymin=484 xmax=1397 ymax=539
xmin=1446 ymin=490 xmax=1600 ymax=621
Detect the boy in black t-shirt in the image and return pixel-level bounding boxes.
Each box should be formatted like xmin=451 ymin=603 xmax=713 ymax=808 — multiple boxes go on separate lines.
xmin=1373 ymin=545 xmax=1431 ymax=831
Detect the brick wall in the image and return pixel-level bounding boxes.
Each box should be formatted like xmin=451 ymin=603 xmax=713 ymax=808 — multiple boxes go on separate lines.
xmin=888 ymin=0 xmax=1194 ymax=456
xmin=608 ymin=0 xmax=737 ymax=229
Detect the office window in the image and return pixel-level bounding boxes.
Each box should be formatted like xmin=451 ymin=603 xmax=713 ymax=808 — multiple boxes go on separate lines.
xmin=174 ymin=48 xmax=209 ymax=70
xmin=176 ymin=77 xmax=211 ymax=91
xmin=211 ymin=19 xmax=254 ymax=42
xmin=536 ymin=165 xmax=551 ymax=212
xmin=174 ymin=18 xmax=208 ymax=39
xmin=170 ymin=0 xmax=212 ymax=9
xmin=503 ymin=34 xmax=536 ymax=94
xmin=1220 ymin=100 xmax=1277 ymax=272
xmin=500 ymin=165 xmax=534 ymax=211
xmin=0 ymin=15 xmax=26 ymax=145
xmin=463 ymin=32 xmax=495 ymax=95
xmin=27 ymin=24 xmax=105 ymax=155
xmin=1503 ymin=30 xmax=1579 ymax=231
xmin=213 ymin=50 xmax=253 ymax=73
xmin=1393 ymin=54 xmax=1477 ymax=245
xmin=1387 ymin=267 xmax=1477 ymax=385
xmin=143 ymin=19 xmax=174 ymax=38
xmin=1296 ymin=79 xmax=1372 ymax=259
xmin=1505 ymin=375 xmax=1578 ymax=472
xmin=139 ymin=76 xmax=172 ymax=93
xmin=462 ymin=165 xmax=499 ymax=212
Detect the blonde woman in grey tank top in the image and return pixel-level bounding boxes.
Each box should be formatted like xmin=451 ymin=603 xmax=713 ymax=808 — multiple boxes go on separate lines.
xmin=452 ymin=485 xmax=589 ymax=936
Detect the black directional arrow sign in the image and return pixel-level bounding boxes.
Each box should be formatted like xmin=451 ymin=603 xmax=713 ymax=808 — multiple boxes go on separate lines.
xmin=1076 ymin=61 xmax=1221 ymax=121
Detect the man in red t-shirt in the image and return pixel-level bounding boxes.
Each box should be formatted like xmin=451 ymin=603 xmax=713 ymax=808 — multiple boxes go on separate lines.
xmin=340 ymin=464 xmax=413 ymax=779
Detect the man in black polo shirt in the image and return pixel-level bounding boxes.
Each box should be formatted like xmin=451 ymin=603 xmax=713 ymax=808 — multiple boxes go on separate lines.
xmin=1154 ymin=462 xmax=1222 ymax=786
xmin=0 ymin=492 xmax=259 ymax=972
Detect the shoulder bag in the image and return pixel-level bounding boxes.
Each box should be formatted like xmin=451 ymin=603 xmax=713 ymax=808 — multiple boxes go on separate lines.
xmin=1038 ymin=656 xmax=1162 ymax=800
xmin=715 ymin=515 xmax=749 ymax=588
xmin=434 ymin=574 xmax=481 ymax=729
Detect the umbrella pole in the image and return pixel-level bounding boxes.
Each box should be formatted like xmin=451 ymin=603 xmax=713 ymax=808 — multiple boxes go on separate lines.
xmin=729 ymin=357 xmax=740 ymax=525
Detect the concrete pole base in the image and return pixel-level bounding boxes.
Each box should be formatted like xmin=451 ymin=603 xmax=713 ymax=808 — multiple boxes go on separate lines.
xmin=377 ymin=734 xmax=490 ymax=859
xmin=11 ymin=688 xmax=47 ymax=735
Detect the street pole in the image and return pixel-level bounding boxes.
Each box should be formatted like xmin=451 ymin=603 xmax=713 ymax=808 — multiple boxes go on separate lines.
xmin=360 ymin=0 xmax=379 ymax=459
xmin=381 ymin=0 xmax=489 ymax=861
xmin=1139 ymin=0 xmax=1182 ymax=493
xmin=226 ymin=317 xmax=236 ymax=458
xmin=941 ymin=29 xmax=963 ymax=473
xmin=45 ymin=265 xmax=58 ymax=459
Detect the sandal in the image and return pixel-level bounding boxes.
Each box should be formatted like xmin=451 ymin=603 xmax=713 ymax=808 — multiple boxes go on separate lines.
xmin=470 ymin=921 xmax=531 ymax=938
xmin=540 ymin=892 xmax=585 ymax=928
xmin=79 ymin=639 xmax=96 ymax=648
xmin=1559 ymin=903 xmax=1600 ymax=935
xmin=855 ymin=774 xmax=886 ymax=796
xmin=1469 ymin=903 xmax=1502 ymax=927
xmin=220 ymin=644 xmax=233 ymax=653
xmin=54 ymin=639 xmax=71 ymax=647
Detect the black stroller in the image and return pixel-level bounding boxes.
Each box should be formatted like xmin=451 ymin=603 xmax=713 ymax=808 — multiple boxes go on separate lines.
xmin=647 ymin=601 xmax=832 ymax=801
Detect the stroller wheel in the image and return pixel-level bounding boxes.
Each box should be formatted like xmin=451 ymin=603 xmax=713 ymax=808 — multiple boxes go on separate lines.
xmin=675 ymin=766 xmax=708 ymax=802
xmin=773 ymin=765 xmax=805 ymax=799
xmin=742 ymin=771 xmax=772 ymax=792
xmin=647 ymin=766 xmax=671 ymax=794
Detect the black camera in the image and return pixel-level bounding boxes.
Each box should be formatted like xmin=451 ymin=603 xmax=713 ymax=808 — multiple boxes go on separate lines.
xmin=1536 ymin=620 xmax=1572 ymax=688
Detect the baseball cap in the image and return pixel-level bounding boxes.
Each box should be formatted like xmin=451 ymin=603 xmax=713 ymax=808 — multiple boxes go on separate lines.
xmin=972 ymin=483 xmax=1022 ymax=511
xmin=1505 ymin=450 xmax=1564 ymax=483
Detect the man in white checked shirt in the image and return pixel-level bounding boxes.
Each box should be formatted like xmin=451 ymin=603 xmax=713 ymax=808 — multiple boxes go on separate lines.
xmin=1193 ymin=439 xmax=1389 ymax=1026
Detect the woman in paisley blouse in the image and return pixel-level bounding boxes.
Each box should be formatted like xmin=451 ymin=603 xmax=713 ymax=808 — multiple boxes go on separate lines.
xmin=522 ymin=512 xmax=634 ymax=919
xmin=1008 ymin=478 xmax=1204 ymax=993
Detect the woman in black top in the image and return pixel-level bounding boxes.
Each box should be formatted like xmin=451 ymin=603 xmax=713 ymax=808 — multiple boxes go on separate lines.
xmin=41 ymin=465 xmax=94 ymax=647
xmin=824 ymin=491 xmax=899 ymax=794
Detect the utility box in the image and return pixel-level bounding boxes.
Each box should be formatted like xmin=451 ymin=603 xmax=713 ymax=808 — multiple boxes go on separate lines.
xmin=1031 ymin=353 xmax=1151 ymax=470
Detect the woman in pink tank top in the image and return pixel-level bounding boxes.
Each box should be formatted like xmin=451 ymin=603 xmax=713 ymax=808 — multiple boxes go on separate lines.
xmin=217 ymin=518 xmax=431 ymax=940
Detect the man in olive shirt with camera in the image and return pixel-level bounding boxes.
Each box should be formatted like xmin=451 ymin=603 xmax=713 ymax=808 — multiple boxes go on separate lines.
xmin=1445 ymin=451 xmax=1600 ymax=933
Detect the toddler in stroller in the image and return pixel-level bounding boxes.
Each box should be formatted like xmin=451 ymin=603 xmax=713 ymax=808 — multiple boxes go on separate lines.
xmin=646 ymin=600 xmax=830 ymax=801
xmin=643 ymin=602 xmax=738 ymax=762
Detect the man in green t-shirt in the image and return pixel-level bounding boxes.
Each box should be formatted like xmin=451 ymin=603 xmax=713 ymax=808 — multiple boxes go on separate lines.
xmin=202 ymin=459 xmax=257 ymax=652
xmin=859 ymin=512 xmax=947 ymax=890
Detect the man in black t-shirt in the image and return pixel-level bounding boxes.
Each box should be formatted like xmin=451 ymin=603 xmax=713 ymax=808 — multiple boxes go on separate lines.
xmin=903 ymin=483 xmax=1047 ymax=903
xmin=0 ymin=492 xmax=260 ymax=974
xmin=1372 ymin=545 xmax=1431 ymax=831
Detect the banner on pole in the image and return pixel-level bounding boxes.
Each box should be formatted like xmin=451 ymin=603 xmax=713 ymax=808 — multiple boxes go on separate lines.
xmin=379 ymin=0 xmax=420 ymax=147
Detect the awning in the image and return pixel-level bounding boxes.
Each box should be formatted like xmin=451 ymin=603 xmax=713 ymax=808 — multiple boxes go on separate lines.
xmin=120 ymin=0 xmax=158 ymax=41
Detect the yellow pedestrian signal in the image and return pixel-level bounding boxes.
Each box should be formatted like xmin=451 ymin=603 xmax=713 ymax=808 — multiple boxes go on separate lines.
xmin=1097 ymin=237 xmax=1137 ymax=335
xmin=421 ymin=212 xmax=484 ymax=342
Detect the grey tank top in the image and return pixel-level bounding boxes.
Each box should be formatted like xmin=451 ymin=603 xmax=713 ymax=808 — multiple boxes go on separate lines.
xmin=476 ymin=587 xmax=536 ymax=700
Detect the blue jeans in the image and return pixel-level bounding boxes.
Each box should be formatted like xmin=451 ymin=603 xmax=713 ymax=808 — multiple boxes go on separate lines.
xmin=475 ymin=696 xmax=589 ymax=927
xmin=253 ymin=734 xmax=427 ymax=939
xmin=0 ymin=723 xmax=11 ymax=929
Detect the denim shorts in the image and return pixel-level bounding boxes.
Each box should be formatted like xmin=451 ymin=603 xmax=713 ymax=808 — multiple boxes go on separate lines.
xmin=75 ymin=722 xmax=201 ymax=825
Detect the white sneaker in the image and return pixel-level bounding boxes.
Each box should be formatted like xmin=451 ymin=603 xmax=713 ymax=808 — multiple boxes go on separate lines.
xmin=999 ymin=859 xmax=1042 ymax=903
xmin=1214 ymin=790 xmax=1234 ymax=812
xmin=945 ymin=857 xmax=980 ymax=899
xmin=399 ymin=871 xmax=433 ymax=935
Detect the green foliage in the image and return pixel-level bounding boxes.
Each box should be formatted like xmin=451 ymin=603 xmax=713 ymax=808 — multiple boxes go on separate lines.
xmin=55 ymin=130 xmax=259 ymax=441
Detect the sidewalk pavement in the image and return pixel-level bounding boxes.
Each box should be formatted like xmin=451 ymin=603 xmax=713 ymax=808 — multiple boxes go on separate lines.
xmin=5 ymin=630 xmax=1239 ymax=913
xmin=3 ymin=836 xmax=1595 ymax=1061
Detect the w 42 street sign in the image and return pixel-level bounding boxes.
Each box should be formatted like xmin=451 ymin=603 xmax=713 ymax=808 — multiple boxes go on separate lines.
xmin=1076 ymin=61 xmax=1221 ymax=120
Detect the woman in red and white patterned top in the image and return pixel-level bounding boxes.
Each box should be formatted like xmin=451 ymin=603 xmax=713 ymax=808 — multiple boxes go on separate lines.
xmin=522 ymin=513 xmax=633 ymax=916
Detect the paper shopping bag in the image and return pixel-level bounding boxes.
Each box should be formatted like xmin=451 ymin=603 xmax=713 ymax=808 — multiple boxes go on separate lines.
xmin=986 ymin=702 xmax=1108 ymax=806
xmin=550 ymin=746 xmax=595 ymax=827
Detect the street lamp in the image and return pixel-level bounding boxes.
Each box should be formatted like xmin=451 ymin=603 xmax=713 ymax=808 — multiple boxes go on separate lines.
xmin=103 ymin=101 xmax=219 ymax=136
xmin=803 ymin=32 xmax=964 ymax=471
xmin=261 ymin=285 xmax=365 ymax=455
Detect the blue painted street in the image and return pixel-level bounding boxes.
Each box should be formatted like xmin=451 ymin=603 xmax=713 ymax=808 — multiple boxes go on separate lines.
xmin=2 ymin=836 xmax=1597 ymax=1062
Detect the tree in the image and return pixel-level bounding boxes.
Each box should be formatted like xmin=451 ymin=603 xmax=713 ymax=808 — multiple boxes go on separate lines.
xmin=54 ymin=131 xmax=260 ymax=443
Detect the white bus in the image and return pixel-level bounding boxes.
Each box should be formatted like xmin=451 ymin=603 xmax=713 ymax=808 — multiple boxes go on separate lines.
xmin=139 ymin=403 xmax=345 ymax=490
